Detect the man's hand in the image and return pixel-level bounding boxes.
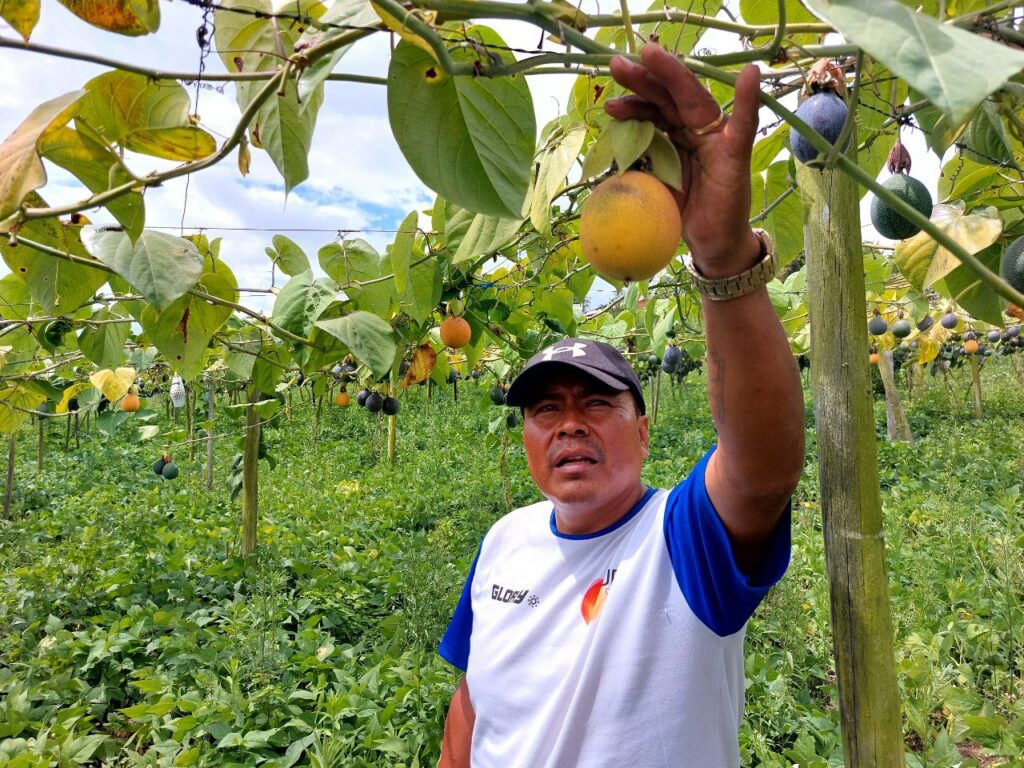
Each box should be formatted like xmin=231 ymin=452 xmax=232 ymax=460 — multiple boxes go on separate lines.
xmin=605 ymin=43 xmax=762 ymax=280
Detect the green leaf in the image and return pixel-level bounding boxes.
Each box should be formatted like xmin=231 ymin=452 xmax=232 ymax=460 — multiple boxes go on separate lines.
xmin=646 ymin=131 xmax=682 ymax=191
xmin=0 ymin=384 xmax=45 ymax=433
xmin=251 ymin=345 xmax=288 ymax=392
xmin=530 ymin=121 xmax=586 ymax=235
xmin=606 ymin=119 xmax=655 ymax=176
xmin=933 ymin=243 xmax=1004 ymax=326
xmin=741 ymin=0 xmax=820 ymax=43
xmin=580 ymin=129 xmax=615 ymax=181
xmin=294 ymin=0 xmax=382 ymax=108
xmin=912 ymin=100 xmax=964 ymax=158
xmin=57 ymin=0 xmax=159 ymax=35
xmin=453 ymin=213 xmax=522 ymax=266
xmin=760 ymin=161 xmax=802 ymax=269
xmin=96 ymin=410 xmax=129 ymax=435
xmin=77 ymin=306 xmax=131 ymax=368
xmin=319 ymin=239 xmax=394 ymax=317
xmin=139 ymin=260 xmax=238 ymax=379
xmin=961 ymin=101 xmax=1017 ymax=169
xmin=315 ymin=311 xmax=397 ymax=380
xmin=267 ymin=235 xmax=311 ymax=277
xmin=0 ymin=205 xmax=109 ymax=314
xmin=802 ymin=0 xmax=1024 ymax=124
xmin=84 ymin=229 xmax=204 ymax=311
xmin=78 ymin=71 xmax=214 ymax=161
xmin=751 ymin=123 xmax=789 ymax=174
xmin=387 ymin=29 xmax=535 ymax=218
xmin=271 ymin=270 xmax=337 ymax=338
xmin=0 ymin=272 xmax=36 ymax=320
xmin=390 ymin=211 xmax=418 ymax=294
xmin=214 ymin=0 xmax=327 ymax=192
xmin=855 ymin=61 xmax=907 ymax=190
xmin=399 ymin=256 xmax=441 ymax=325
xmin=893 ymin=201 xmax=1003 ymax=290
xmin=39 ymin=127 xmax=144 ymax=240
xmin=0 ymin=0 xmax=40 ymax=40
xmin=224 ymin=327 xmax=263 ymax=379
xmin=0 ymin=90 xmax=84 ymax=220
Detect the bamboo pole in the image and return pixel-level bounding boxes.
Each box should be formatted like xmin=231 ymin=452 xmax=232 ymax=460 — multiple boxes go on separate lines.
xmin=241 ymin=401 xmax=260 ymax=557
xmin=186 ymin=389 xmax=195 ymax=461
xmin=798 ymin=161 xmax=905 ymax=767
xmin=969 ymin=354 xmax=983 ymax=419
xmin=37 ymin=416 xmax=44 ymax=475
xmin=878 ymin=351 xmax=912 ymax=443
xmin=3 ymin=432 xmax=14 ymax=518
xmin=206 ymin=386 xmax=215 ymax=491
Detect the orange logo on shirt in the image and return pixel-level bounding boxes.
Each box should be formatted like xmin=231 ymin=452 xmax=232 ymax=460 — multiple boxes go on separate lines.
xmin=581 ymin=578 xmax=608 ymax=624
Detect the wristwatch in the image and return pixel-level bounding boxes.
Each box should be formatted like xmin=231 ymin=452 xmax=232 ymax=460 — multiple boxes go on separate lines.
xmin=685 ymin=229 xmax=778 ymax=301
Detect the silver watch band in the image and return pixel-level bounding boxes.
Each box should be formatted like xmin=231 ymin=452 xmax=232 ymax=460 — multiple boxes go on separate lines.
xmin=685 ymin=229 xmax=778 ymax=301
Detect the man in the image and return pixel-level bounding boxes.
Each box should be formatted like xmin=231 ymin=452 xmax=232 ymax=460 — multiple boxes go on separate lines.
xmin=436 ymin=42 xmax=805 ymax=767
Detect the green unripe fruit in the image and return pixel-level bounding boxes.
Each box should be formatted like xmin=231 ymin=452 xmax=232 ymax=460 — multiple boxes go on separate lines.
xmin=153 ymin=457 xmax=167 ymax=476
xmin=868 ymin=316 xmax=888 ymax=336
xmin=1001 ymin=235 xmax=1024 ymax=292
xmin=891 ymin=319 xmax=912 ymax=339
xmin=490 ymin=386 xmax=506 ymax=406
xmin=870 ymin=174 xmax=933 ymax=240
xmin=161 ymin=461 xmax=179 ymax=480
xmin=506 ymin=411 xmax=518 ymax=429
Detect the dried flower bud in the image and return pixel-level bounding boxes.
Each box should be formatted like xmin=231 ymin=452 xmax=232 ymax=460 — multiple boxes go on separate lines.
xmin=806 ymin=59 xmax=847 ymax=99
xmin=887 ymin=140 xmax=912 ymax=174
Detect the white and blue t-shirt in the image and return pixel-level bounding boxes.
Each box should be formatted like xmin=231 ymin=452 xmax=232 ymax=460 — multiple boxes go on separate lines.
xmin=439 ymin=447 xmax=790 ymax=767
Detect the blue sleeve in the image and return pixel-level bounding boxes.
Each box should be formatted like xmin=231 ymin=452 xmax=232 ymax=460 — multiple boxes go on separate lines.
xmin=438 ymin=545 xmax=481 ymax=670
xmin=664 ymin=446 xmax=791 ymax=637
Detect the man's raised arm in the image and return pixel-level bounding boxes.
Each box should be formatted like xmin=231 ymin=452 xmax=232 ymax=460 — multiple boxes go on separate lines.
xmin=606 ymin=45 xmax=805 ymax=571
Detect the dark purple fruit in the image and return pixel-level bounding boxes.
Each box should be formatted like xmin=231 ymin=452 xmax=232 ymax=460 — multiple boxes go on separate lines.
xmin=365 ymin=392 xmax=383 ymax=413
xmin=891 ymin=319 xmax=912 ymax=339
xmin=382 ymin=396 xmax=399 ymax=416
xmin=963 ymin=330 xmax=977 ymax=341
xmin=941 ymin=312 xmax=959 ymax=330
xmin=868 ymin=316 xmax=888 ymax=336
xmin=791 ymin=93 xmax=849 ymax=165
xmin=988 ymin=330 xmax=1001 ymax=343
xmin=916 ymin=315 xmax=934 ymax=332
xmin=356 ymin=389 xmax=370 ymax=407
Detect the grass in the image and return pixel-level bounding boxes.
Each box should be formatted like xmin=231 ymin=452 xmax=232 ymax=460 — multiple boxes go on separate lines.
xmin=0 ymin=356 xmax=1022 ymax=767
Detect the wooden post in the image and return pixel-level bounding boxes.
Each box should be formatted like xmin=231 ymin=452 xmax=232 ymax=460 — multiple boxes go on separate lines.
xmin=64 ymin=414 xmax=71 ymax=452
xmin=186 ymin=389 xmax=195 ymax=461
xmin=37 ymin=416 xmax=44 ymax=475
xmin=969 ymin=354 xmax=983 ymax=419
xmin=205 ymin=386 xmax=215 ymax=491
xmin=240 ymin=401 xmax=260 ymax=557
xmin=798 ymin=161 xmax=905 ymax=767
xmin=3 ymin=432 xmax=14 ymax=518
xmin=878 ymin=351 xmax=912 ymax=443
xmin=387 ymin=415 xmax=397 ymax=464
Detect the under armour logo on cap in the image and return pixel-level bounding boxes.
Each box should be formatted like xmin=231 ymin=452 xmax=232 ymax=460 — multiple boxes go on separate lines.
xmin=541 ymin=342 xmax=588 ymax=361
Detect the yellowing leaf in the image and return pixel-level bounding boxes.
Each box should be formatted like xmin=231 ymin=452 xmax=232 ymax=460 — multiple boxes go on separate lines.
xmin=370 ymin=0 xmax=438 ymax=60
xmin=57 ymin=381 xmax=91 ymax=414
xmin=0 ymin=91 xmax=85 ymax=220
xmin=57 ymin=0 xmax=159 ymax=36
xmin=78 ymin=72 xmax=214 ymax=161
xmin=916 ymin=337 xmax=941 ymax=365
xmin=893 ymin=201 xmax=1003 ymax=291
xmin=0 ymin=345 xmax=12 ymax=372
xmin=0 ymin=0 xmax=41 ymax=40
xmin=400 ymin=344 xmax=436 ymax=388
xmin=0 ymin=384 xmax=45 ymax=432
xmin=89 ymin=367 xmax=136 ymax=402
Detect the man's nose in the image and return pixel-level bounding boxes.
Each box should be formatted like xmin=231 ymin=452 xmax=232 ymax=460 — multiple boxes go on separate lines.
xmin=556 ymin=407 xmax=589 ymax=437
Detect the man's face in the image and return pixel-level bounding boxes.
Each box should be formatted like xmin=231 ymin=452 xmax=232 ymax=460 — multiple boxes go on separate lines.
xmin=521 ymin=368 xmax=649 ymax=512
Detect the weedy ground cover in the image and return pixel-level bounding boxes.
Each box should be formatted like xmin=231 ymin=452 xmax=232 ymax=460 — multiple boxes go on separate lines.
xmin=1 ymin=360 xmax=1022 ymax=767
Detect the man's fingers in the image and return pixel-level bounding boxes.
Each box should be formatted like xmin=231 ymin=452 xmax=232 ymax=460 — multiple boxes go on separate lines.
xmin=638 ymin=42 xmax=722 ymax=134
xmin=608 ymin=55 xmax=679 ymax=126
xmin=725 ymin=65 xmax=761 ymax=153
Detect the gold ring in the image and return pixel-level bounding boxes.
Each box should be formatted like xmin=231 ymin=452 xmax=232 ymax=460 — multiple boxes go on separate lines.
xmin=690 ymin=110 xmax=726 ymax=136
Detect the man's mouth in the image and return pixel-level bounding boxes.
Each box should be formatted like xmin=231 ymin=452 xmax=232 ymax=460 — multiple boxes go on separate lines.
xmin=555 ymin=453 xmax=598 ymax=467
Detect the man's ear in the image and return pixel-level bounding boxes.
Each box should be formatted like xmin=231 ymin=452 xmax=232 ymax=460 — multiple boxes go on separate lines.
xmin=638 ymin=414 xmax=650 ymax=458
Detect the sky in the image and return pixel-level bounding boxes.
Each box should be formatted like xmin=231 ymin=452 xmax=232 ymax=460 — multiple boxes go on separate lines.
xmin=0 ymin=0 xmax=944 ymax=316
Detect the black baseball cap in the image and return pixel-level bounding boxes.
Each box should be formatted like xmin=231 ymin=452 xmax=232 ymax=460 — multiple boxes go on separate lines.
xmin=505 ymin=338 xmax=646 ymax=414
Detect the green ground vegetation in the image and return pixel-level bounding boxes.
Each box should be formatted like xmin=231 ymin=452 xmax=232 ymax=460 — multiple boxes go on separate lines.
xmin=1 ymin=359 xmax=1023 ymax=768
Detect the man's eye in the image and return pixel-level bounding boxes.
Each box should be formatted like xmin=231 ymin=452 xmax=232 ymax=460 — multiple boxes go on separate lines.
xmin=587 ymin=399 xmax=610 ymax=407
